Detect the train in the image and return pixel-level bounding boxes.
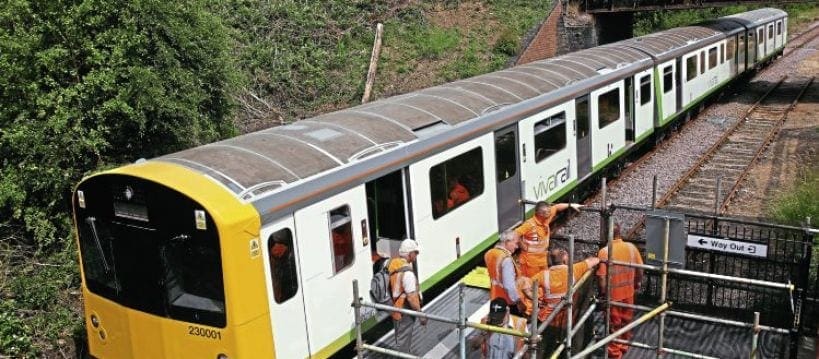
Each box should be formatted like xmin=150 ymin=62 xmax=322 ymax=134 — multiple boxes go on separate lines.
xmin=72 ymin=8 xmax=787 ymax=358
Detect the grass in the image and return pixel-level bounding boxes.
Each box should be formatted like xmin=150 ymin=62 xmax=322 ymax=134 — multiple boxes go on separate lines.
xmin=769 ymin=168 xmax=819 ymax=226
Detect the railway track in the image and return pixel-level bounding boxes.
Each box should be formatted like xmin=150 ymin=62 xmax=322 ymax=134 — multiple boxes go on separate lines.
xmin=552 ymin=24 xmax=819 ymax=244
xmin=625 ymin=75 xmax=814 ymax=240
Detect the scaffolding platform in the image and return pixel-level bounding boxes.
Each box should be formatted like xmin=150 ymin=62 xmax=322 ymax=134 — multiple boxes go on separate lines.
xmin=365 ymin=280 xmax=490 ymax=358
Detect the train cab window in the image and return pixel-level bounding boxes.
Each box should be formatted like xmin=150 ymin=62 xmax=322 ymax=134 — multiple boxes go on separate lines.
xmin=329 ymin=206 xmax=355 ymax=273
xmin=430 ymin=147 xmax=484 ymax=219
xmin=768 ymin=25 xmax=774 ymax=39
xmin=597 ymin=88 xmax=620 ymax=129
xmin=758 ymin=28 xmax=764 ymax=44
xmin=686 ymin=56 xmax=697 ymax=81
xmin=268 ymin=228 xmax=298 ymax=303
xmin=708 ymin=47 xmax=717 ymax=70
xmin=777 ymin=22 xmax=782 ymax=35
xmin=534 ymin=112 xmax=567 ymax=163
xmin=639 ymin=75 xmax=651 ymax=105
xmin=663 ymin=66 xmax=673 ymax=93
xmin=699 ymin=52 xmax=705 ymax=74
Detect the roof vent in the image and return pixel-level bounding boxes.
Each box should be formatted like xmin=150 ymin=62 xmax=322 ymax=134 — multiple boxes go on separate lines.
xmin=240 ymin=180 xmax=287 ymax=201
xmin=413 ymin=121 xmax=451 ymax=137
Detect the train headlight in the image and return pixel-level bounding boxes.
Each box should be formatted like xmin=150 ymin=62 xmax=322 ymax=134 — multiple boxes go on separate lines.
xmin=90 ymin=314 xmax=100 ymax=328
xmin=216 ymin=354 xmax=229 ymax=359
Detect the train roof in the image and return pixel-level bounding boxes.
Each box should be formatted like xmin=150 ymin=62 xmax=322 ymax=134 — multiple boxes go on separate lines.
xmin=613 ymin=26 xmax=724 ymax=61
xmin=722 ymin=8 xmax=787 ymax=28
xmin=154 ymin=41 xmax=649 ymax=200
xmin=148 ymin=8 xmax=784 ymax=204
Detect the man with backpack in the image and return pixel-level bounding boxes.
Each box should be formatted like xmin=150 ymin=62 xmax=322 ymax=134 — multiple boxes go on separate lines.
xmin=371 ymin=239 xmax=425 ymax=354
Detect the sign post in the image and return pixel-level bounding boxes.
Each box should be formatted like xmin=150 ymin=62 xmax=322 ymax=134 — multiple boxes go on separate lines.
xmin=686 ymin=234 xmax=768 ymax=258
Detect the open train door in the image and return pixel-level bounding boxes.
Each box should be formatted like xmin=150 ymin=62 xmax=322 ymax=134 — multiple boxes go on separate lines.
xmin=261 ymin=216 xmax=311 ymax=358
xmin=494 ymin=125 xmax=522 ymax=231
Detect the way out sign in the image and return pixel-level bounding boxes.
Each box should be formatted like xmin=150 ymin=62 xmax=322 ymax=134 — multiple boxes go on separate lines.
xmin=687 ymin=234 xmax=768 ymax=258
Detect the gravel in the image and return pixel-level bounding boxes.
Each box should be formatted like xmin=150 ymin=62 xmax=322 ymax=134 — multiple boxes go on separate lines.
xmin=553 ymin=31 xmax=819 ymax=247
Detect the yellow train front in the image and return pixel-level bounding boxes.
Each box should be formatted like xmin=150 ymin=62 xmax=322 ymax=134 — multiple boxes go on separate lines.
xmin=73 ymin=162 xmax=273 ymax=358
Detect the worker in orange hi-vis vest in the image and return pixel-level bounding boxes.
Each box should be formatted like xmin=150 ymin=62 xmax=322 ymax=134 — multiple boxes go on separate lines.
xmin=514 ymin=201 xmax=583 ymax=277
xmin=597 ymin=223 xmax=644 ymax=359
xmin=484 ymin=230 xmax=526 ymax=316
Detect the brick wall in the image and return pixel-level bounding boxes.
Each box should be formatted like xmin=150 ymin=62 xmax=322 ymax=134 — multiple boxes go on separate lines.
xmin=516 ymin=0 xmax=563 ymax=65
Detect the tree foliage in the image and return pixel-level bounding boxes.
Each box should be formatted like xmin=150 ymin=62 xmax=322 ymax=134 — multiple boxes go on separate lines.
xmin=0 ymin=0 xmax=238 ymax=250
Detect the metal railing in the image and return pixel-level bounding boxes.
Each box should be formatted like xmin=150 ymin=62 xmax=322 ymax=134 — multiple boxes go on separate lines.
xmin=350 ymin=179 xmax=813 ymax=358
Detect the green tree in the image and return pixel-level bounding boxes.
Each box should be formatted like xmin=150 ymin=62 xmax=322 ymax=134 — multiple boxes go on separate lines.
xmin=0 ymin=0 xmax=238 ymax=250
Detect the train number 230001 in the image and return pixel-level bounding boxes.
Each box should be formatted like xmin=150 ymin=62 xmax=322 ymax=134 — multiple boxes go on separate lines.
xmin=188 ymin=325 xmax=222 ymax=340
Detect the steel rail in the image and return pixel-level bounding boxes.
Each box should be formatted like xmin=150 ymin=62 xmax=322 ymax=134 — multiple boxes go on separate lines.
xmin=719 ymin=76 xmax=815 ymax=213
xmin=624 ymin=75 xmax=788 ymax=240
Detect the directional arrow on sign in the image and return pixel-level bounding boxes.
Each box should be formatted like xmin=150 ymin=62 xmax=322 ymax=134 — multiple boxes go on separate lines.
xmin=698 ymin=238 xmax=707 ymax=245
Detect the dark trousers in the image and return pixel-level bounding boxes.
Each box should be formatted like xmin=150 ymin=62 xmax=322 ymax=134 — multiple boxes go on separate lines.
xmin=393 ymin=314 xmax=416 ymax=354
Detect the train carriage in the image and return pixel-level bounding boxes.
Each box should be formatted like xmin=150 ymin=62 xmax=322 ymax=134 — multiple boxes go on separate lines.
xmin=73 ymin=8 xmax=786 ymax=358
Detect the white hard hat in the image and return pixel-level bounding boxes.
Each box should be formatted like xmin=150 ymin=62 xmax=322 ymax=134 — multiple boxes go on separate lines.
xmin=399 ymin=239 xmax=420 ymax=255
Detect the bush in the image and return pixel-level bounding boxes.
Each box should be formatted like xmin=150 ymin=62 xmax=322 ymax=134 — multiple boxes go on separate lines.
xmin=770 ymin=169 xmax=819 ymax=226
xmin=493 ymin=26 xmax=520 ymax=56
xmin=0 ymin=0 xmax=238 ymax=251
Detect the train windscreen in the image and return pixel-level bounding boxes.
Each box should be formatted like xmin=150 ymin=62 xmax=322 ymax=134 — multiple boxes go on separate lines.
xmin=74 ymin=175 xmax=226 ymax=327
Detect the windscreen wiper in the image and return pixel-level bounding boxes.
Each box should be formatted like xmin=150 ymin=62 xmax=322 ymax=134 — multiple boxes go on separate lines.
xmin=85 ymin=217 xmax=110 ymax=272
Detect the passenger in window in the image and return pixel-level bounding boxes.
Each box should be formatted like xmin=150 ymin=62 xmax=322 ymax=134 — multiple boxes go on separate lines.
xmin=446 ymin=179 xmax=471 ymax=210
xmin=514 ymin=201 xmax=583 ymax=277
xmin=269 ymin=238 xmax=296 ymax=304
xmin=332 ymin=225 xmax=353 ymax=272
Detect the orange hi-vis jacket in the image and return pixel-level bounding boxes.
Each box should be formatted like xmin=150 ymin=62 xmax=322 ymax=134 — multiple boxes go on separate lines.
xmin=597 ymin=237 xmax=643 ymax=301
xmin=514 ymin=207 xmax=558 ymax=270
xmin=485 ymin=246 xmax=518 ymax=304
xmin=388 ymin=257 xmax=416 ymax=320
xmin=531 ymin=261 xmax=589 ymax=323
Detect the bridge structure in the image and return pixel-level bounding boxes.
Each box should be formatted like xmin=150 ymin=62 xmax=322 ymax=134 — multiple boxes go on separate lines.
xmin=582 ymin=0 xmax=811 ymax=13
xmin=515 ymin=0 xmax=812 ymax=66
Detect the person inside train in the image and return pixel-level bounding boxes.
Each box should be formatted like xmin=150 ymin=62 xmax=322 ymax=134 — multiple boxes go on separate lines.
xmin=389 ymin=239 xmax=427 ymax=354
xmin=597 ymin=223 xmax=644 ymax=359
xmin=480 ymin=298 xmax=528 ymax=359
xmin=484 ymin=230 xmax=526 ymax=316
xmin=331 ymin=224 xmax=353 ymax=272
xmin=514 ymin=201 xmax=583 ymax=277
xmin=446 ymin=178 xmax=471 ymax=210
xmin=528 ymin=247 xmax=599 ymax=356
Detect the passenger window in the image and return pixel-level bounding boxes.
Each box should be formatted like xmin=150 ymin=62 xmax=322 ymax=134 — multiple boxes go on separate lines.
xmin=534 ymin=112 xmax=567 ymax=163
xmin=777 ymin=22 xmax=782 ymax=35
xmin=768 ymin=25 xmax=774 ymax=39
xmin=727 ymin=38 xmax=736 ymax=62
xmin=329 ymin=206 xmax=354 ymax=273
xmin=708 ymin=48 xmax=717 ymax=70
xmin=758 ymin=28 xmax=764 ymax=44
xmin=268 ymin=228 xmax=298 ymax=303
xmin=429 ymin=148 xmax=484 ymax=219
xmin=597 ymin=88 xmax=620 ymax=129
xmin=686 ymin=56 xmax=697 ymax=81
xmin=699 ymin=52 xmax=705 ymax=74
xmin=663 ymin=66 xmax=673 ymax=93
xmin=639 ymin=75 xmax=651 ymax=105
